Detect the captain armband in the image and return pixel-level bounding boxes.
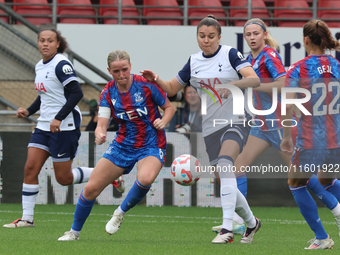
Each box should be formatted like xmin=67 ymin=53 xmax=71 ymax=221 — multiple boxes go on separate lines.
xmin=98 ymin=107 xmax=111 ymax=119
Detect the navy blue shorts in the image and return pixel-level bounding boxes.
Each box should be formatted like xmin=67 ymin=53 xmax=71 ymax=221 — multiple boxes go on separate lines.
xmin=28 ymin=128 xmax=80 ymax=162
xmin=204 ymin=124 xmax=250 ymax=165
xmin=102 ymin=140 xmax=166 ymax=174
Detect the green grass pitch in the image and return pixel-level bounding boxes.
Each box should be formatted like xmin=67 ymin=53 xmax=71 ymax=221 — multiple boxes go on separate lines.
xmin=0 ymin=204 xmax=339 ymax=254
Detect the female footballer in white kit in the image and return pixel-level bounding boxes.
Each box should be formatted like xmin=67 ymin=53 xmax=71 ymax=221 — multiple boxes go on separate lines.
xmin=142 ymin=15 xmax=261 ymax=244
xmin=3 ymin=28 xmax=93 ymax=228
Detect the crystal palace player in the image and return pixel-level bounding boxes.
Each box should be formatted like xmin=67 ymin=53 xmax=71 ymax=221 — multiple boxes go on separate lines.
xmin=58 ymin=50 xmax=175 ymax=241
xmin=3 ymin=28 xmax=93 ymax=228
xmin=142 ymin=15 xmax=261 ymax=244
xmin=281 ymin=19 xmax=340 ymax=250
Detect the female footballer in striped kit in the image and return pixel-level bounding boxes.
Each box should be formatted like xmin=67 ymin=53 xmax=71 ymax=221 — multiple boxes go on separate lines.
xmin=281 ymin=19 xmax=340 ymax=249
xmin=58 ymin=49 xmax=175 ymax=241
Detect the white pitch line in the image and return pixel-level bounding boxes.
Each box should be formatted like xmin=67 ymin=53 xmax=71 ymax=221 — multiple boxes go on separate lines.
xmin=0 ymin=210 xmax=337 ymax=225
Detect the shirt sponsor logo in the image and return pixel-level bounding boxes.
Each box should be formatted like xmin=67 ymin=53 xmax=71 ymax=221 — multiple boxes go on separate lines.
xmin=237 ymin=51 xmax=246 ymax=61
xmin=62 ymin=64 xmax=73 ymax=75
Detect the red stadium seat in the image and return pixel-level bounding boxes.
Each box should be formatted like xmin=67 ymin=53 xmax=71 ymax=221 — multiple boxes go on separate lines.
xmin=188 ymin=0 xmax=226 ymax=26
xmin=274 ymin=0 xmax=312 ymax=27
xmin=0 ymin=0 xmax=9 ymax=23
xmin=143 ymin=0 xmax=182 ymax=25
xmin=13 ymin=0 xmax=52 ymax=25
xmin=318 ymin=0 xmax=340 ymax=28
xmin=230 ymin=0 xmax=270 ymax=27
xmin=99 ymin=0 xmax=139 ymax=25
xmin=58 ymin=0 xmax=96 ymax=24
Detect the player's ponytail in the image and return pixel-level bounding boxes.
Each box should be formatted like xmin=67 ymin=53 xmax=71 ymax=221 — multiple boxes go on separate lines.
xmin=38 ymin=28 xmax=68 ymax=53
xmin=303 ymin=19 xmax=340 ymax=52
xmin=244 ymin=18 xmax=279 ymax=51
xmin=197 ymin=14 xmax=222 ymax=36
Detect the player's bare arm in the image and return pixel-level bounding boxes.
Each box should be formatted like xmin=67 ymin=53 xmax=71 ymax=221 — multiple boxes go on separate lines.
xmin=254 ymin=76 xmax=286 ymax=93
xmin=230 ymin=66 xmax=260 ymax=89
xmin=141 ymin=70 xmax=182 ymax=97
xmin=95 ymin=117 xmax=110 ymax=145
xmin=153 ymin=98 xmax=175 ymax=130
xmin=280 ymin=92 xmax=295 ymax=155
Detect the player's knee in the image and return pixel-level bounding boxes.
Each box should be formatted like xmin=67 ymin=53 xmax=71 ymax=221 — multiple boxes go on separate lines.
xmin=55 ymin=175 xmax=73 ymax=186
xmin=288 ymin=178 xmax=306 ymax=187
xmin=318 ymin=178 xmax=333 ymax=186
xmin=24 ymin=163 xmax=38 ymax=176
xmin=137 ymin=177 xmax=153 ymax=187
xmin=23 ymin=165 xmax=40 ymax=183
xmin=83 ymin=184 xmax=100 ymax=200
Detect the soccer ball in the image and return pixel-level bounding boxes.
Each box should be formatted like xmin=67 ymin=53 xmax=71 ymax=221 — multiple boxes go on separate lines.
xmin=170 ymin=154 xmax=201 ymax=186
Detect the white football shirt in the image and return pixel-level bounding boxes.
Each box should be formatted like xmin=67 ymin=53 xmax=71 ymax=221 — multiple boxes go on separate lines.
xmin=176 ymin=45 xmax=252 ymax=137
xmin=34 ymin=53 xmax=82 ymax=131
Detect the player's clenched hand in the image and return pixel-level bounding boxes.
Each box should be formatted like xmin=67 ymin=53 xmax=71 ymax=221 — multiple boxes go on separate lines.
xmin=95 ymin=133 xmax=106 ymax=145
xmin=17 ymin=108 xmax=29 ymax=118
xmin=216 ymin=88 xmax=230 ymax=99
xmin=50 ymin=119 xmax=61 ymax=133
xmin=153 ymin=118 xmax=165 ymax=130
xmin=140 ymin=70 xmax=158 ymax=83
xmin=280 ymin=137 xmax=294 ymax=156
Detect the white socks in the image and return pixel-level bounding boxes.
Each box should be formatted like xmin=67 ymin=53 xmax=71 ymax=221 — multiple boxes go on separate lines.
xmin=218 ymin=157 xmax=237 ymax=231
xmin=72 ymin=167 xmax=93 ymax=184
xmin=21 ymin=167 xmax=93 ymax=222
xmin=22 ymin=183 xmax=39 ymax=222
xmin=233 ymin=212 xmax=244 ymax=225
xmin=235 ymin=189 xmax=256 ymax=229
xmin=331 ymin=203 xmax=340 ymax=217
xmin=116 ymin=206 xmax=126 ymax=216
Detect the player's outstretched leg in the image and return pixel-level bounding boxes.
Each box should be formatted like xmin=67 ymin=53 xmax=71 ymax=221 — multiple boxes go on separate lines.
xmin=290 ymin=185 xmax=334 ymax=249
xmin=212 ymin=172 xmax=246 ymax=235
xmin=211 ymin=156 xmax=237 ymax=244
xmin=3 ymin=183 xmax=38 ymax=228
xmin=234 ymin=189 xmax=261 ymax=243
xmin=106 ymin=179 xmax=150 ymax=234
xmin=4 ymin=167 xmax=93 ymax=229
xmin=307 ymin=176 xmax=340 ymax=236
xmin=58 ymin=190 xmax=95 ymax=241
